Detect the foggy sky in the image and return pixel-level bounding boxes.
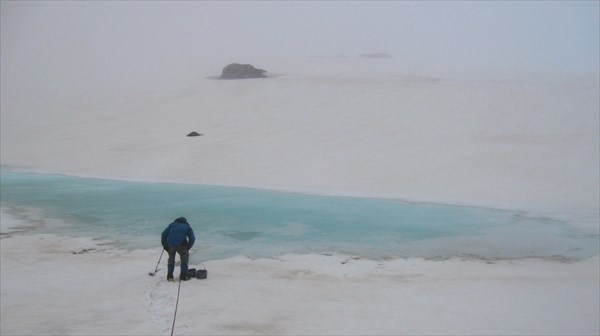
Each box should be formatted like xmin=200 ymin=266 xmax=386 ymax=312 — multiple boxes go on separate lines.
xmin=1 ymin=1 xmax=599 ymax=97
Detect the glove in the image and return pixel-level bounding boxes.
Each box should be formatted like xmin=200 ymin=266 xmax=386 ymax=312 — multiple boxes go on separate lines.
xmin=162 ymin=244 xmax=168 ymax=251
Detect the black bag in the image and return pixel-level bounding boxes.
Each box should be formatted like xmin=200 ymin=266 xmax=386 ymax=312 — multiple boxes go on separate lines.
xmin=187 ymin=268 xmax=197 ymax=278
xmin=196 ymin=268 xmax=207 ymax=279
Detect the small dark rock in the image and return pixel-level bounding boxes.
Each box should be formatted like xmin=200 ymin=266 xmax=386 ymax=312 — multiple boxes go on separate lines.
xmin=72 ymin=248 xmax=95 ymax=254
xmin=187 ymin=132 xmax=202 ymax=137
xmin=219 ymin=63 xmax=267 ymax=79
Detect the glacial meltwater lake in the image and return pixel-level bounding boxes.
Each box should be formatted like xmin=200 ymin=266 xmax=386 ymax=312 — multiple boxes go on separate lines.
xmin=1 ymin=169 xmax=598 ymax=260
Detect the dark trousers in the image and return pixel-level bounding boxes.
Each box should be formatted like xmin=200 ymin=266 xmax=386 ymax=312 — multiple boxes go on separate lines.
xmin=167 ymin=245 xmax=189 ymax=277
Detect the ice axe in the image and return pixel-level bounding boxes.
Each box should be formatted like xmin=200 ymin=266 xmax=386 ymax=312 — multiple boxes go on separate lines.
xmin=149 ymin=249 xmax=165 ymax=276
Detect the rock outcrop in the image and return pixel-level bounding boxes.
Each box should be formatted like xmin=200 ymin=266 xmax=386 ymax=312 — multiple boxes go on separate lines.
xmin=219 ymin=63 xmax=267 ymax=79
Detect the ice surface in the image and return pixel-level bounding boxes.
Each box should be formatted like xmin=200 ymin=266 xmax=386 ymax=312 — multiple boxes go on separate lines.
xmin=2 ymin=169 xmax=597 ymax=260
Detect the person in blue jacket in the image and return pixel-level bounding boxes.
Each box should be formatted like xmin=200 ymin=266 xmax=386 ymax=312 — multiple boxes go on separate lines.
xmin=161 ymin=217 xmax=195 ymax=281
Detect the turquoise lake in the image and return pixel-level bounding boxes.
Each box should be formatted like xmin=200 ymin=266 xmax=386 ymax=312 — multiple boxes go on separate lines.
xmin=1 ymin=169 xmax=598 ymax=260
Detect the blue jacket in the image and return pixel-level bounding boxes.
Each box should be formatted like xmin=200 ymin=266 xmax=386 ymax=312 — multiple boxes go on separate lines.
xmin=161 ymin=217 xmax=195 ymax=249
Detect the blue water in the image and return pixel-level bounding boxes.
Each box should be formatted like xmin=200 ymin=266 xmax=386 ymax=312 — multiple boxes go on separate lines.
xmin=1 ymin=169 xmax=598 ymax=260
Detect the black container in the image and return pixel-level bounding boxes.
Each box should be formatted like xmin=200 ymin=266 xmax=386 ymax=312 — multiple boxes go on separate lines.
xmin=187 ymin=268 xmax=197 ymax=278
xmin=196 ymin=269 xmax=207 ymax=279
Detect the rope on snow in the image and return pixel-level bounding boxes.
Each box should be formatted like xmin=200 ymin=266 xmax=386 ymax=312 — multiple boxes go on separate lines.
xmin=171 ymin=277 xmax=183 ymax=336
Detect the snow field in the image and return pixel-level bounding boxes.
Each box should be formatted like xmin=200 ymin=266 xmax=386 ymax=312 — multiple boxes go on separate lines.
xmin=1 ymin=212 xmax=598 ymax=335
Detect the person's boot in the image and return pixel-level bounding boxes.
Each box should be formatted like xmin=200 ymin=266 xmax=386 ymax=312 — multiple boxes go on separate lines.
xmin=167 ymin=263 xmax=175 ymax=282
xmin=180 ymin=263 xmax=189 ymax=281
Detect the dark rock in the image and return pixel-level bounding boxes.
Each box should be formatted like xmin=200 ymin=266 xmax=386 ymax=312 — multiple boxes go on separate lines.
xmin=187 ymin=132 xmax=202 ymax=137
xmin=219 ymin=63 xmax=267 ymax=79
xmin=72 ymin=248 xmax=96 ymax=254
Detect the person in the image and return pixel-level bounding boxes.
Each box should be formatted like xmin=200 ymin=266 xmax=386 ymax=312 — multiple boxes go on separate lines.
xmin=161 ymin=217 xmax=195 ymax=281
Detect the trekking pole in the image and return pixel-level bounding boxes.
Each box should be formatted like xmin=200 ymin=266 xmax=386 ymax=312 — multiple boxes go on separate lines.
xmin=148 ymin=249 xmax=165 ymax=276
